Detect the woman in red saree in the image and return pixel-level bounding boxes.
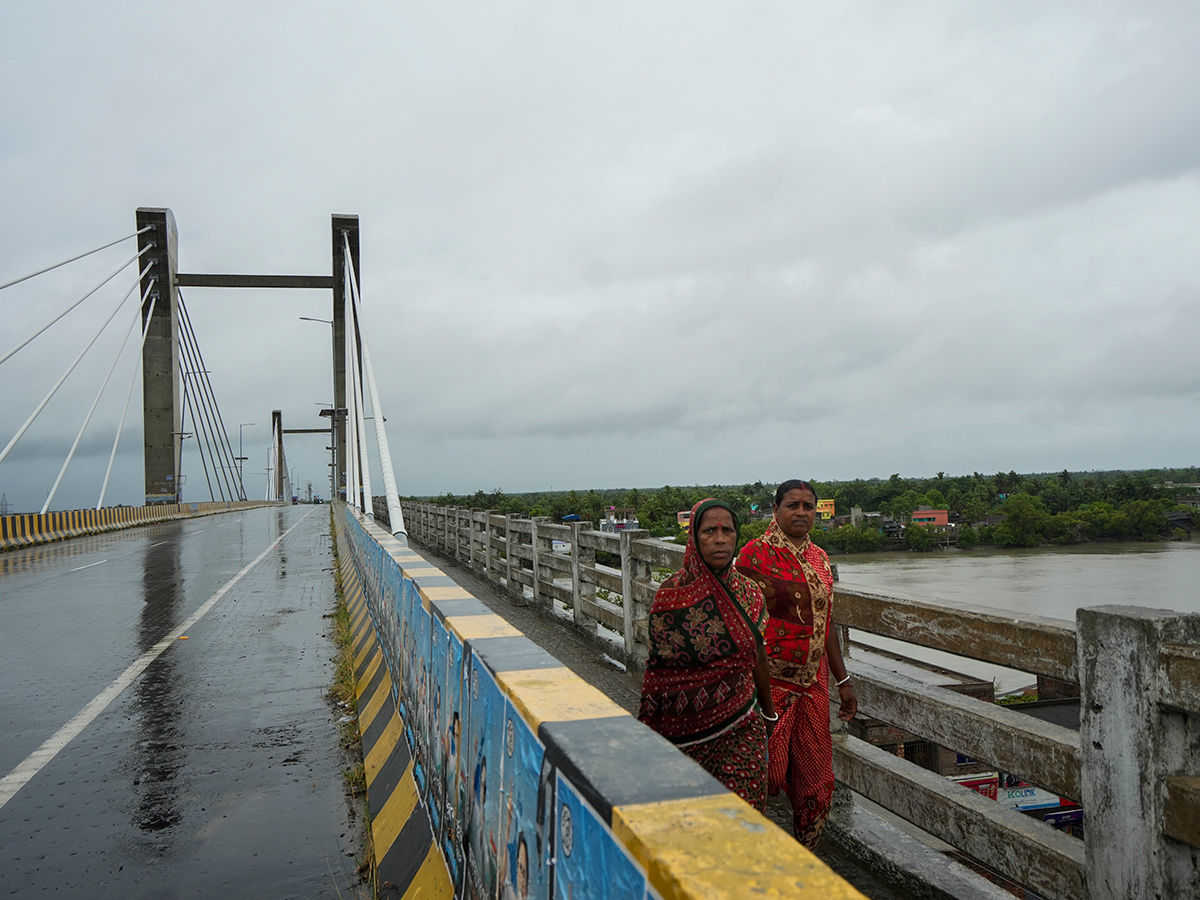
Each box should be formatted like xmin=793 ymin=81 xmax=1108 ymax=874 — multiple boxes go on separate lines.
xmin=736 ymin=480 xmax=857 ymax=848
xmin=638 ymin=498 xmax=777 ymax=810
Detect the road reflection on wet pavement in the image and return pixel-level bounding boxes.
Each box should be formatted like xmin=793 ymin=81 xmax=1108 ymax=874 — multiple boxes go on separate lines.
xmin=0 ymin=506 xmax=364 ymax=898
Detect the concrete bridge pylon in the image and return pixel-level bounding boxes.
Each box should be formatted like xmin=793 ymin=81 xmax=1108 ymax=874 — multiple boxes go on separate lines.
xmin=135 ymin=208 xmax=181 ymax=505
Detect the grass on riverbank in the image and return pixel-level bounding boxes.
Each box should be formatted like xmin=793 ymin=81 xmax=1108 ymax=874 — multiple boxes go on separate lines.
xmin=326 ymin=510 xmax=377 ymax=898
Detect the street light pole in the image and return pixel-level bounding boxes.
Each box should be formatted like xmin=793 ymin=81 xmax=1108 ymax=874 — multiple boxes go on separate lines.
xmin=238 ymin=423 xmax=255 ymax=501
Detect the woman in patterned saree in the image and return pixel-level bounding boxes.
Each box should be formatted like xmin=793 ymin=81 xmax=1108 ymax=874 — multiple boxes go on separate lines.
xmin=638 ymin=498 xmax=777 ymax=810
xmin=736 ymin=480 xmax=857 ymax=848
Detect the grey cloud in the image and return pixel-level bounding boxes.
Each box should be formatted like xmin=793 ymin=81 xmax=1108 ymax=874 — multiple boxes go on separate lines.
xmin=3 ymin=3 xmax=1199 ymax=509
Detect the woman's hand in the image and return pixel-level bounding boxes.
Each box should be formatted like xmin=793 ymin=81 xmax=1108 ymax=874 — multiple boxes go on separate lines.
xmin=836 ymin=682 xmax=858 ymax=722
xmin=754 ymin=642 xmax=776 ymax=733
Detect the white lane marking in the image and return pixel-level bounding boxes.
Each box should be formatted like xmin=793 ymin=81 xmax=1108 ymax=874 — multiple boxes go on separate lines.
xmin=191 ymin=530 xmax=205 ymax=535
xmin=70 ymin=560 xmax=108 ymax=573
xmin=150 ymin=541 xmax=168 ymax=548
xmin=0 ymin=508 xmax=315 ymax=811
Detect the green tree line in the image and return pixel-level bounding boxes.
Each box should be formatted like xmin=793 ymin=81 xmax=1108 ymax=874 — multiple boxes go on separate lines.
xmin=408 ymin=466 xmax=1200 ymax=552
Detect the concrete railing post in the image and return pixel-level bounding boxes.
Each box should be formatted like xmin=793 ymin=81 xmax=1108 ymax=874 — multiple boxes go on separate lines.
xmin=504 ymin=514 xmax=516 ymax=595
xmin=1078 ymin=605 xmax=1200 ymax=900
xmin=619 ymin=528 xmax=651 ymax=661
xmin=530 ymin=516 xmax=552 ymax=611
xmin=486 ymin=512 xmax=503 ymax=586
xmin=477 ymin=510 xmax=495 ymax=579
xmin=463 ymin=508 xmax=475 ymax=568
xmin=571 ymin=521 xmax=597 ymax=634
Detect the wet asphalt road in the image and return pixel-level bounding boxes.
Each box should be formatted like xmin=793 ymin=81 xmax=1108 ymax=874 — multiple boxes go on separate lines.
xmin=0 ymin=506 xmax=361 ymax=899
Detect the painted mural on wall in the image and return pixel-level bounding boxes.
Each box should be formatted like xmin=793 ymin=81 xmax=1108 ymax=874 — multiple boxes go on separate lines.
xmin=344 ymin=511 xmax=663 ymax=900
xmin=429 ymin=614 xmax=451 ymax=850
xmin=555 ymin=774 xmax=647 ymax=900
xmin=465 ymin=656 xmax=505 ymax=900
xmin=496 ymin=708 xmax=551 ymax=900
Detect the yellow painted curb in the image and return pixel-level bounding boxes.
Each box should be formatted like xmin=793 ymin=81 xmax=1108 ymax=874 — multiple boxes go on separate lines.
xmin=497 ymin=666 xmax=627 ymax=729
xmin=612 ymin=794 xmax=867 ymax=900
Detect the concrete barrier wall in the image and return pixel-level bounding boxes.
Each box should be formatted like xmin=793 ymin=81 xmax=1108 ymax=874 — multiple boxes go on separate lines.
xmin=0 ymin=500 xmax=282 ymax=551
xmin=337 ymin=503 xmax=862 ymax=900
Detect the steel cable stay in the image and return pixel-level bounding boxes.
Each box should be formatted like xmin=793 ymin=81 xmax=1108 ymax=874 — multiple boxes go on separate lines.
xmin=97 ymin=290 xmax=159 ymax=508
xmin=175 ymin=298 xmax=236 ymax=502
xmin=343 ymin=252 xmax=367 ymax=513
xmin=0 ymin=225 xmax=152 ymax=293
xmin=177 ymin=296 xmax=244 ymax=501
xmin=348 ymin=254 xmax=373 ymax=515
xmin=267 ymin=419 xmax=289 ymax=502
xmin=0 ymin=246 xmax=154 ymax=368
xmin=344 ymin=232 xmax=406 ymax=540
xmin=267 ymin=422 xmax=275 ymax=501
xmin=0 ymin=269 xmax=145 ymax=468
xmin=174 ymin=309 xmax=219 ymax=502
xmin=176 ymin=326 xmax=224 ymax=502
xmin=345 ymin=251 xmax=372 ymax=516
xmin=176 ymin=303 xmax=227 ymax=502
xmin=178 ymin=357 xmax=218 ymax=503
xmin=41 ymin=280 xmax=154 ymax=513
xmin=351 ymin=342 xmax=371 ymax=512
xmin=342 ymin=250 xmax=361 ymax=511
xmin=341 ymin=254 xmax=357 ymax=509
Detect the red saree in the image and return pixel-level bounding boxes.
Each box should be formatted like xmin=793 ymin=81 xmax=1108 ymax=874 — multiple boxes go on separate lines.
xmin=736 ymin=520 xmax=836 ymax=847
xmin=638 ymin=500 xmax=769 ymax=808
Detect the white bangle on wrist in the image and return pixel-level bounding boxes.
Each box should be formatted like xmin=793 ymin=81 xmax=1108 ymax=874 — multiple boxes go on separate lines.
xmin=835 ymin=674 xmax=852 ymax=687
xmin=760 ymin=709 xmax=779 ymax=722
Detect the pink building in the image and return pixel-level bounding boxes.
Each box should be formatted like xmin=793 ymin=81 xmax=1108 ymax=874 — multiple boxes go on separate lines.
xmin=911 ymin=509 xmax=949 ymax=526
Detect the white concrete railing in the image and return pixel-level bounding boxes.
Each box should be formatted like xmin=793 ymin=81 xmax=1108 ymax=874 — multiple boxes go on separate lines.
xmin=396 ymin=500 xmax=1200 ymax=900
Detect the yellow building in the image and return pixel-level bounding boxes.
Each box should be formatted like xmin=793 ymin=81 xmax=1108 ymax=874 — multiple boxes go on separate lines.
xmin=817 ymin=499 xmax=836 ymax=522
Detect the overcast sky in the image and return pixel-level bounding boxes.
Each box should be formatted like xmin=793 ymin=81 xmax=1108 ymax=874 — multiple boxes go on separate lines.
xmin=2 ymin=2 xmax=1198 ymax=513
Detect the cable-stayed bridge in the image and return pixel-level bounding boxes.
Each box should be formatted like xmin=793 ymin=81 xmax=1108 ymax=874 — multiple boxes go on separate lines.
xmin=1 ymin=211 xmax=1198 ymax=900
xmin=1 ymin=208 xmax=401 ymax=528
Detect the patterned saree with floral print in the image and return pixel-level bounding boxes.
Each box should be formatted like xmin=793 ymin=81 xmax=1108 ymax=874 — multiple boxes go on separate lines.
xmin=638 ymin=500 xmax=769 ymax=806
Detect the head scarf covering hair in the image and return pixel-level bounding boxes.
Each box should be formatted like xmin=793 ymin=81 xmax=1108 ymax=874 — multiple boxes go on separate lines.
xmin=638 ymin=499 xmax=767 ymax=745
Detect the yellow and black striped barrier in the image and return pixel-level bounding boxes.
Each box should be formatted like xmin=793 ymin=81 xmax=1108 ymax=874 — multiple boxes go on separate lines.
xmin=0 ymin=500 xmax=281 ymax=552
xmin=337 ymin=520 xmax=454 ymax=898
xmin=336 ymin=505 xmax=865 ymax=900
